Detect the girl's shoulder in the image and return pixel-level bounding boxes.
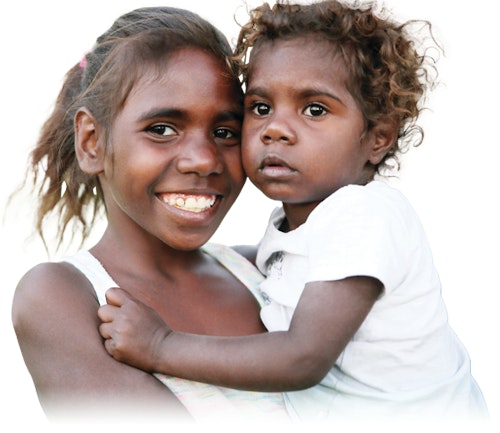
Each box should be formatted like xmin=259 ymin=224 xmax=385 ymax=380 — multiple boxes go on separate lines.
xmin=12 ymin=261 xmax=99 ymax=336
xmin=14 ymin=260 xmax=94 ymax=299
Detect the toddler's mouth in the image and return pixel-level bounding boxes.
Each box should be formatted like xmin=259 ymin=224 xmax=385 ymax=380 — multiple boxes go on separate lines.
xmin=260 ymin=155 xmax=291 ymax=170
xmin=258 ymin=155 xmax=296 ymax=178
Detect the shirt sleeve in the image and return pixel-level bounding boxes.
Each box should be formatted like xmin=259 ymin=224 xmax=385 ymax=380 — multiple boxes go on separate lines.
xmin=305 ymin=184 xmax=409 ymax=294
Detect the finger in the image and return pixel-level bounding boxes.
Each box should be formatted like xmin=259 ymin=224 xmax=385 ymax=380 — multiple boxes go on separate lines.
xmin=99 ymin=322 xmax=113 ymax=340
xmin=102 ymin=333 xmax=127 ymax=362
xmin=99 ymin=322 xmax=123 ymax=345
xmin=105 ymin=287 xmax=129 ymax=306
xmin=102 ymin=335 xmax=119 ymax=359
xmin=97 ymin=304 xmax=117 ymax=323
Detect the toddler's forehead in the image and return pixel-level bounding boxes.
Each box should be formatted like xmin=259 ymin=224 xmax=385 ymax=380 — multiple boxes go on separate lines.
xmin=249 ymin=35 xmax=348 ymax=78
xmin=253 ymin=34 xmax=345 ymax=59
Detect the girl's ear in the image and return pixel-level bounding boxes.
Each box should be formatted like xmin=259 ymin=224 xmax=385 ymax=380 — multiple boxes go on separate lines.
xmin=367 ymin=119 xmax=398 ymax=166
xmin=75 ymin=107 xmax=105 ymax=174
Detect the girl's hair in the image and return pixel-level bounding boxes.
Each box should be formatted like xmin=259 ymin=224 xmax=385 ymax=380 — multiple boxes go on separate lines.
xmin=234 ymin=0 xmax=440 ymax=174
xmin=27 ymin=7 xmax=242 ymax=250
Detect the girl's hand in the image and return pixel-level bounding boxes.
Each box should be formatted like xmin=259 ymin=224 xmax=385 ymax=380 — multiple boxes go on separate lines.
xmin=98 ymin=287 xmax=171 ymax=372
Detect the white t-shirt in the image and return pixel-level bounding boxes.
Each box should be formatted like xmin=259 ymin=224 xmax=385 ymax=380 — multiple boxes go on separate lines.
xmin=256 ymin=181 xmax=488 ymax=422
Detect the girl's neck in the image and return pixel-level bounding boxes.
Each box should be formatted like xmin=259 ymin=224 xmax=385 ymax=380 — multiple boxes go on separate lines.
xmin=88 ymin=224 xmax=266 ymax=336
xmin=90 ymin=224 xmax=206 ymax=282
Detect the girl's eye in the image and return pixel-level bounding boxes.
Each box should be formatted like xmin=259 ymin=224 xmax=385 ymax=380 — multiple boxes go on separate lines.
xmin=148 ymin=124 xmax=176 ymax=136
xmin=251 ymin=103 xmax=271 ymax=116
xmin=304 ymin=104 xmax=327 ymax=117
xmin=213 ymin=128 xmax=241 ymax=146
xmin=213 ymin=128 xmax=237 ymax=140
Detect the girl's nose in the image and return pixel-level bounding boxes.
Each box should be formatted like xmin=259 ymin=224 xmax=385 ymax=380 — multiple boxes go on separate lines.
xmin=176 ymin=135 xmax=224 ymax=176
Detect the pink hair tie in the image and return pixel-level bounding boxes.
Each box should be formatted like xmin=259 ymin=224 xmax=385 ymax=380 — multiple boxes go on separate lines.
xmin=79 ymin=54 xmax=88 ymax=69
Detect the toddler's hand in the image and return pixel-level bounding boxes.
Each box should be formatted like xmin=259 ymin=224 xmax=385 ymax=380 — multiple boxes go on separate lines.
xmin=98 ymin=287 xmax=171 ymax=372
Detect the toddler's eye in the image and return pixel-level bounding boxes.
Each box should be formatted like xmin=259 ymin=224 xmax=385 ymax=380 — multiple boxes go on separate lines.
xmin=148 ymin=124 xmax=176 ymax=136
xmin=304 ymin=104 xmax=326 ymax=117
xmin=251 ymin=103 xmax=271 ymax=116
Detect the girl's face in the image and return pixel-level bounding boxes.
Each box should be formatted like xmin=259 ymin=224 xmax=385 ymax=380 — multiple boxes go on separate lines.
xmin=101 ymin=48 xmax=245 ymax=250
xmin=242 ymin=37 xmax=388 ymax=229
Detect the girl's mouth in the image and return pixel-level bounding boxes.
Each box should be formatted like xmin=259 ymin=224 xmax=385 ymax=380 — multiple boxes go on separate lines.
xmin=157 ymin=193 xmax=217 ymax=213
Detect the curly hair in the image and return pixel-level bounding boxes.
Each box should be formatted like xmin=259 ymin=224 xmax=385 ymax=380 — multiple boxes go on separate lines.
xmin=234 ymin=0 xmax=440 ymax=174
xmin=23 ymin=7 xmax=241 ymax=251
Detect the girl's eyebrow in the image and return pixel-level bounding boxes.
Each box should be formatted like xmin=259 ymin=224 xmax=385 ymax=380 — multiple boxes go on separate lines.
xmin=214 ymin=110 xmax=243 ymax=123
xmin=137 ymin=108 xmax=242 ymax=123
xmin=137 ymin=108 xmax=185 ymax=122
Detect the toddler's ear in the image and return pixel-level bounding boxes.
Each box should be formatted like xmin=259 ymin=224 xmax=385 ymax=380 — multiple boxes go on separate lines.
xmin=75 ymin=108 xmax=105 ymax=174
xmin=368 ymin=119 xmax=398 ymax=165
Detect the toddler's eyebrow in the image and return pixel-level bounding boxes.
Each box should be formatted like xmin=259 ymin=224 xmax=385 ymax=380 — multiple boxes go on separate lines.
xmin=298 ymin=88 xmax=343 ymax=104
xmin=244 ymin=86 xmax=276 ymax=103
xmin=245 ymin=86 xmax=267 ymax=98
xmin=245 ymin=86 xmax=344 ymax=105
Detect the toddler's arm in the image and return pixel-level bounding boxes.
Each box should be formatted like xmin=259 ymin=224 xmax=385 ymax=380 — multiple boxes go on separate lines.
xmin=99 ymin=276 xmax=381 ymax=392
xmin=98 ymin=287 xmax=174 ymax=372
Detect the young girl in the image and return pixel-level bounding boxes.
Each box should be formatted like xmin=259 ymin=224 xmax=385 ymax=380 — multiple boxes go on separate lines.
xmin=11 ymin=6 xmax=288 ymax=422
xmin=98 ymin=0 xmax=488 ymax=423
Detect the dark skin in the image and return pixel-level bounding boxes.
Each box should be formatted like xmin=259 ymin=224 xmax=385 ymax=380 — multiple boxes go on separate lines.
xmin=97 ymin=37 xmax=393 ymax=393
xmin=91 ymin=239 xmax=264 ymax=337
xmin=12 ymin=48 xmax=265 ymax=421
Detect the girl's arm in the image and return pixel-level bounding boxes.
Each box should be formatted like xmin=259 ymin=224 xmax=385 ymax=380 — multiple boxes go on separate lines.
xmin=99 ymin=276 xmax=381 ymax=391
xmin=12 ymin=262 xmax=188 ymax=420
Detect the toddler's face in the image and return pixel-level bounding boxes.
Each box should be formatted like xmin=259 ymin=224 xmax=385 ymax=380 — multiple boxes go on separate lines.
xmin=242 ymin=36 xmax=381 ymax=229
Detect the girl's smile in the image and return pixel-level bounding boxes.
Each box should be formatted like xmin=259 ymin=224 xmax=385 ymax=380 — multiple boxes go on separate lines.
xmin=157 ymin=193 xmax=218 ymax=213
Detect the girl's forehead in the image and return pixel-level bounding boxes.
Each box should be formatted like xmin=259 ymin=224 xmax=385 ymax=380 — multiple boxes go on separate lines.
xmin=127 ymin=48 xmax=231 ymax=100
xmin=119 ymin=49 xmax=241 ymax=118
xmin=131 ymin=48 xmax=212 ymax=82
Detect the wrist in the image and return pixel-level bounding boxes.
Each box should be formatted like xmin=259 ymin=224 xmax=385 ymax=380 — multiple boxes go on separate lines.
xmin=150 ymin=327 xmax=174 ymax=374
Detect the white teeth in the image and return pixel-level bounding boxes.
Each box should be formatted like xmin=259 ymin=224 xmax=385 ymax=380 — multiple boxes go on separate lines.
xmin=161 ymin=194 xmax=216 ymax=213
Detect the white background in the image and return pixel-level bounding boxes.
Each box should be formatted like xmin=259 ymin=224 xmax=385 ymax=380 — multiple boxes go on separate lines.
xmin=1 ymin=0 xmax=498 ymax=430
